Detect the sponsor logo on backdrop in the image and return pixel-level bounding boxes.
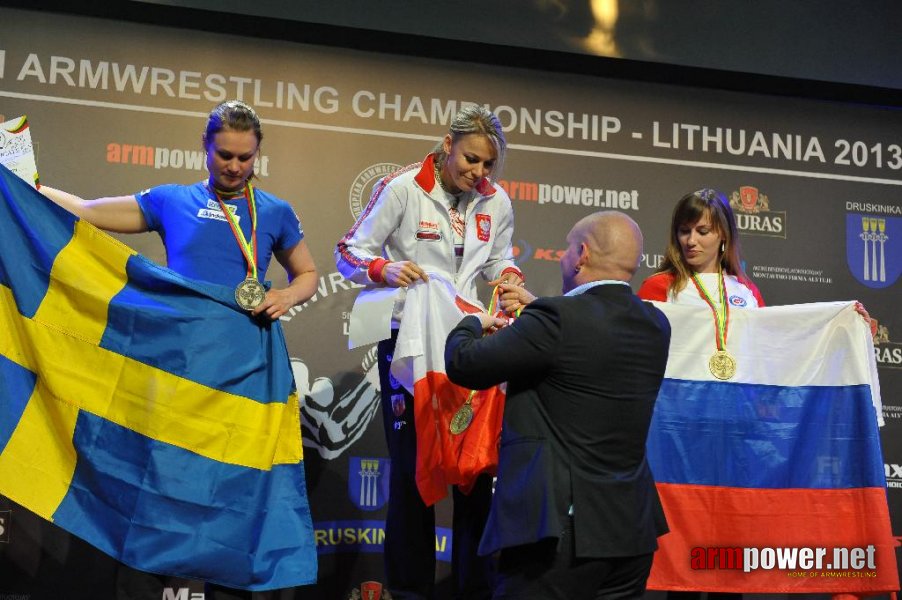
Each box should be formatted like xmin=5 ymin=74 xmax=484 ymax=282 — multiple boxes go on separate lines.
xmin=845 ymin=202 xmax=902 ymax=288
xmin=349 ymin=457 xmax=389 ymax=511
xmin=106 ymin=142 xmax=269 ymax=175
xmin=885 ymin=464 xmax=902 ymax=489
xmin=512 ymin=240 xmax=663 ymax=269
xmin=315 ymin=521 xmax=452 ymax=562
xmin=882 ymin=404 xmax=902 ymax=421
xmin=750 ymin=265 xmax=833 ymax=285
xmin=283 ymin=271 xmax=365 ymax=320
xmin=0 ymin=509 xmax=9 ymax=543
xmin=729 ymin=186 xmax=786 ymax=238
xmin=162 ymin=589 xmax=204 ymax=600
xmin=496 ymin=178 xmax=639 ymax=210
xmin=349 ymin=163 xmax=404 ymax=220
xmin=873 ymin=319 xmax=902 ymax=370
xmin=281 ymin=272 xmax=379 ymax=460
xmin=347 ymin=581 xmax=392 ymax=600
xmin=642 ymin=253 xmax=665 ymax=270
xmin=292 ymin=346 xmax=380 ymax=460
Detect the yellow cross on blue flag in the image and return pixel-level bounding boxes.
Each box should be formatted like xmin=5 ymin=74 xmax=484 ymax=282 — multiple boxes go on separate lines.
xmin=0 ymin=164 xmax=317 ymax=590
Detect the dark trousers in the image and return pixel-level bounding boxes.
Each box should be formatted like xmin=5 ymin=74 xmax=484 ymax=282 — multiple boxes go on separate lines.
xmin=493 ymin=517 xmax=654 ymax=600
xmin=378 ymin=334 xmax=494 ymax=600
xmin=668 ymin=594 xmax=740 ymax=600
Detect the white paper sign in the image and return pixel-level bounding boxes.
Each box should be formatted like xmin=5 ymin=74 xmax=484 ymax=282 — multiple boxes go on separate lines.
xmin=0 ymin=116 xmax=39 ymax=188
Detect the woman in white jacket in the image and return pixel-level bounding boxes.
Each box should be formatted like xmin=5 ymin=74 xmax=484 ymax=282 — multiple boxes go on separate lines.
xmin=336 ymin=105 xmax=523 ymax=600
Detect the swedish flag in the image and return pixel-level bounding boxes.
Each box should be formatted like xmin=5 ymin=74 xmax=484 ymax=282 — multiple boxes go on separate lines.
xmin=0 ymin=165 xmax=317 ymax=590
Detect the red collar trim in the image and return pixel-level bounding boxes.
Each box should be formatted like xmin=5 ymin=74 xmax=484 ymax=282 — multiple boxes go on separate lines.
xmin=414 ymin=153 xmax=439 ymax=193
xmin=476 ymin=178 xmax=496 ymax=195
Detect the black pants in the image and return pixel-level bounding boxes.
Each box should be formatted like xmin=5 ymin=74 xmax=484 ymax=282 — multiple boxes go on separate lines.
xmin=378 ymin=334 xmax=494 ymax=600
xmin=668 ymin=593 xmax=740 ymax=600
xmin=493 ymin=517 xmax=654 ymax=600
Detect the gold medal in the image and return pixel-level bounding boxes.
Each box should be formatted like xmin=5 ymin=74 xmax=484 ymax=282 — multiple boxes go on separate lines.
xmin=449 ymin=403 xmax=473 ymax=435
xmin=691 ymin=271 xmax=737 ymax=381
xmin=235 ymin=277 xmax=266 ymax=311
xmin=211 ymin=182 xmax=265 ymax=311
xmin=709 ymin=349 xmax=737 ymax=380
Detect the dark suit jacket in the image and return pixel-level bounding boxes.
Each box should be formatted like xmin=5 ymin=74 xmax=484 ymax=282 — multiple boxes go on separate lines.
xmin=445 ymin=283 xmax=671 ymax=558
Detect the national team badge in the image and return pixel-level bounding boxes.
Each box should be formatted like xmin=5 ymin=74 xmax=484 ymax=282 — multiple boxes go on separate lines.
xmin=476 ymin=214 xmax=492 ymax=242
xmin=846 ymin=214 xmax=901 ymax=289
xmin=348 ymin=457 xmax=390 ymax=511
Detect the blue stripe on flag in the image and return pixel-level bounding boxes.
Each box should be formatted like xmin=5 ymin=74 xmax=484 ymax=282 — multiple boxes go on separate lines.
xmin=99 ymin=255 xmax=294 ymax=403
xmin=647 ymin=379 xmax=885 ymax=489
xmin=0 ymin=165 xmax=77 ymax=317
xmin=0 ymin=355 xmax=36 ymax=454
xmin=52 ymin=410 xmax=316 ymax=589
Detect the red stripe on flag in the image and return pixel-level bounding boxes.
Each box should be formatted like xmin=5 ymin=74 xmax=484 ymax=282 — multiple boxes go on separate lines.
xmin=413 ymin=371 xmax=504 ymax=506
xmin=648 ymin=483 xmax=899 ymax=594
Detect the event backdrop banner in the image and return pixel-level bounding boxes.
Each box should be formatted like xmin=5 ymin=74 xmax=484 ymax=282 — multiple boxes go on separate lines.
xmin=0 ymin=6 xmax=900 ymax=600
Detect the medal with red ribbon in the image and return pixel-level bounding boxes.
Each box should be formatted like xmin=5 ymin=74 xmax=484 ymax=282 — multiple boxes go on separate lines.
xmin=212 ymin=183 xmax=266 ymax=311
xmin=691 ymin=271 xmax=737 ymax=380
xmin=450 ymin=285 xmax=521 ymax=434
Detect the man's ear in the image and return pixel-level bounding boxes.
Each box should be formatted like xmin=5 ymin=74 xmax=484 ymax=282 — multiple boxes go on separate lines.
xmin=578 ymin=242 xmax=591 ymax=268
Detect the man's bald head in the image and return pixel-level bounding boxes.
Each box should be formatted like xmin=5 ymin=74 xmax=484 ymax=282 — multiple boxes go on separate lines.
xmin=570 ymin=211 xmax=644 ymax=282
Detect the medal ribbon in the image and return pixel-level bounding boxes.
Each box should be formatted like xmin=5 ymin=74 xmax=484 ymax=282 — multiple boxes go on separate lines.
xmin=690 ymin=271 xmax=730 ymax=352
xmin=213 ymin=183 xmax=259 ymax=281
xmin=452 ymin=285 xmax=521 ymax=433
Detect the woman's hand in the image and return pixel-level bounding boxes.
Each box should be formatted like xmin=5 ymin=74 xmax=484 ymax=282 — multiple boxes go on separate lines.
xmin=383 ymin=261 xmax=429 ymax=288
xmin=488 ymin=270 xmax=524 ymax=287
xmin=854 ymin=301 xmax=878 ymax=339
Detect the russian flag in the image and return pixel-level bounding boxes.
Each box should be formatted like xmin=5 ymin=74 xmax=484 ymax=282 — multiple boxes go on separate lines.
xmin=0 ymin=165 xmax=317 ymax=590
xmin=646 ymin=300 xmax=898 ymax=594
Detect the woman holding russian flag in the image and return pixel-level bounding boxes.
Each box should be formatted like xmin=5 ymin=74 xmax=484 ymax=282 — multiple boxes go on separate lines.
xmin=637 ymin=188 xmax=763 ymax=312
xmin=636 ymin=188 xmax=755 ymax=600
xmin=636 ymin=188 xmax=872 ymax=600
xmin=497 ymin=188 xmax=877 ymax=600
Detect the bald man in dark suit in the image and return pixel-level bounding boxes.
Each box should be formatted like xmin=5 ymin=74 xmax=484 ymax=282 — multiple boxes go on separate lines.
xmin=445 ymin=211 xmax=671 ymax=599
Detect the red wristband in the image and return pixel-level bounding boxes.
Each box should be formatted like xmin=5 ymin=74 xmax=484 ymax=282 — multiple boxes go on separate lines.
xmin=368 ymin=258 xmax=390 ymax=283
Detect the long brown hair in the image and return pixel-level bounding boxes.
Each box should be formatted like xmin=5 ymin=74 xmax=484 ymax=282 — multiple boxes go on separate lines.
xmin=657 ymin=188 xmax=747 ymax=297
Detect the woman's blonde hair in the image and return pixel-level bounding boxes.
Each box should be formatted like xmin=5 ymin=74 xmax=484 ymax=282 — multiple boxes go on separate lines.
xmin=432 ymin=105 xmax=507 ymax=178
